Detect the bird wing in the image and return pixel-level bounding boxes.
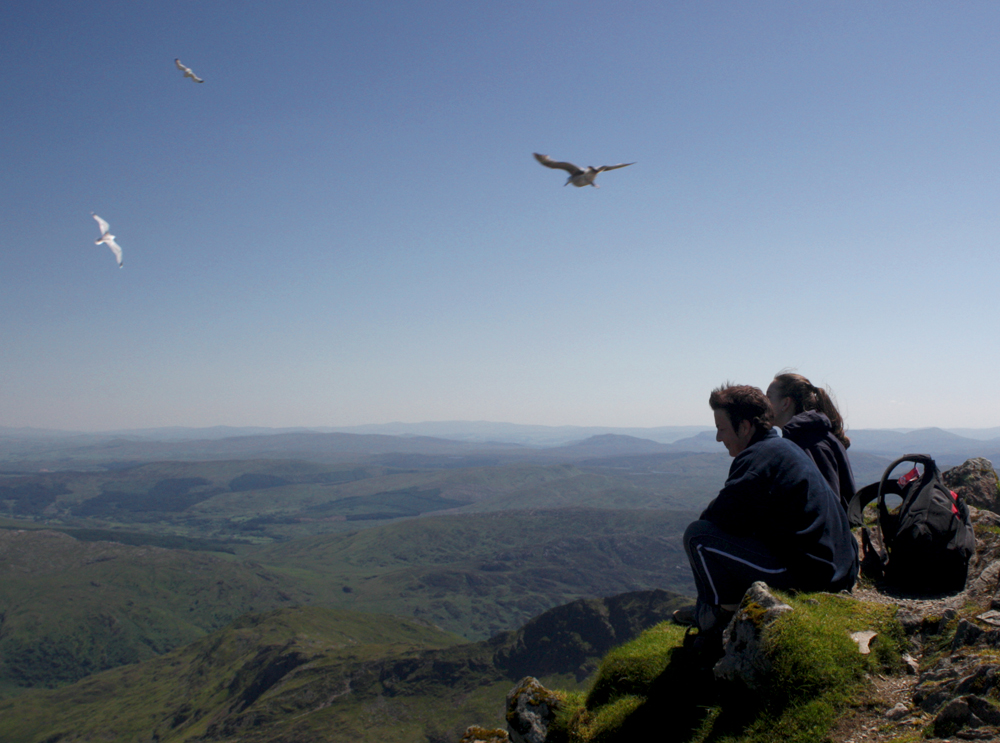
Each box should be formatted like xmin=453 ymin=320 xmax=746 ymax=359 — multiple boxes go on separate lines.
xmin=102 ymin=237 xmax=124 ymax=267
xmin=595 ymin=162 xmax=636 ymax=173
xmin=175 ymin=58 xmax=203 ymax=81
xmin=533 ymin=153 xmax=583 ymax=176
xmin=92 ymin=213 xmax=110 ymax=236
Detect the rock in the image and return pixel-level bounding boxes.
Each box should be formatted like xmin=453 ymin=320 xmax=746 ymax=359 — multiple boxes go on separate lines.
xmin=934 ymin=697 xmax=973 ymax=736
xmin=850 ymin=630 xmax=877 ymax=654
xmin=977 ymin=610 xmax=1000 ymax=627
xmin=966 ymin=694 xmax=1000 ymax=725
xmin=506 ymin=677 xmax=561 ymax=743
xmin=885 ymin=702 xmax=909 ymax=720
xmin=713 ymin=582 xmax=793 ymax=689
xmin=932 ymin=694 xmax=1000 ymax=738
xmin=461 ymin=726 xmax=510 ymax=743
xmin=943 ymin=458 xmax=1000 ymax=513
xmin=952 ymin=619 xmax=985 ymax=650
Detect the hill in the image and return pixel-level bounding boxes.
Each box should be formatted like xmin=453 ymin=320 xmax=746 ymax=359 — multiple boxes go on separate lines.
xmin=255 ymin=508 xmax=697 ymax=639
xmin=0 ymin=529 xmax=307 ymax=694
xmin=0 ymin=508 xmax=695 ymax=696
xmin=0 ymin=591 xmax=689 ymax=743
xmin=0 ymin=456 xmax=724 ymax=544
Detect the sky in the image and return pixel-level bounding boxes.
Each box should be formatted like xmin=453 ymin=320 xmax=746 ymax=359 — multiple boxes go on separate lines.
xmin=3 ymin=1 xmax=999 ymax=432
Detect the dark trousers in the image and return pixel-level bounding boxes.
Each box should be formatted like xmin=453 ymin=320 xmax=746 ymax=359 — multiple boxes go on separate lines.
xmin=684 ymin=519 xmax=794 ymax=630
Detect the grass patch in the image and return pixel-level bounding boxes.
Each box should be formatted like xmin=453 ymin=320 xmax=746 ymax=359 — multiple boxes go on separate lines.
xmin=551 ymin=591 xmax=907 ymax=743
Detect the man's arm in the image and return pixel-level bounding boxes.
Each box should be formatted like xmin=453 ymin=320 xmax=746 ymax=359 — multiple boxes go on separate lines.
xmin=700 ymin=453 xmax=768 ymax=534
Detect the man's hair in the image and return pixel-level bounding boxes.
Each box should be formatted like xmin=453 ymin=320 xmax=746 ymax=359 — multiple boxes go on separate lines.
xmin=709 ymin=383 xmax=773 ymax=433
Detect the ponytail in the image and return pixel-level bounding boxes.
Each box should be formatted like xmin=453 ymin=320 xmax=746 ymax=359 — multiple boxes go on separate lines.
xmin=772 ymin=372 xmax=850 ymax=448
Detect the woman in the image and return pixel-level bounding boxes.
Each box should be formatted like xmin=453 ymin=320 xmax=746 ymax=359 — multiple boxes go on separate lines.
xmin=765 ymin=372 xmax=855 ymax=513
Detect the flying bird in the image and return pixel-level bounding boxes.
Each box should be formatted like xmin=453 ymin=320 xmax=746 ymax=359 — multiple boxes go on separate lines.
xmin=92 ymin=213 xmax=124 ymax=268
xmin=175 ymin=58 xmax=204 ymax=83
xmin=533 ymin=153 xmax=635 ymax=188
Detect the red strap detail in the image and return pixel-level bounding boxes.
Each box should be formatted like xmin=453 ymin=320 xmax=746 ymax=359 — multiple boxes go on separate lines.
xmin=898 ymin=466 xmax=921 ymax=487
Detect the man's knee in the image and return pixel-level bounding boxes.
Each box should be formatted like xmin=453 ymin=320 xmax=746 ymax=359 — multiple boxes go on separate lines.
xmin=684 ymin=519 xmax=721 ymax=552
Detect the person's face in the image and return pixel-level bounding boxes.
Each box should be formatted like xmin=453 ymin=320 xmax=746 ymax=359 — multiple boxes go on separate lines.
xmin=714 ymin=408 xmax=754 ymax=457
xmin=766 ymin=382 xmax=794 ymax=428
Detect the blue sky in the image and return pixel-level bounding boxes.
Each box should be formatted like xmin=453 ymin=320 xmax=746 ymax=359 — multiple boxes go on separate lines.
xmin=3 ymin=1 xmax=999 ymax=432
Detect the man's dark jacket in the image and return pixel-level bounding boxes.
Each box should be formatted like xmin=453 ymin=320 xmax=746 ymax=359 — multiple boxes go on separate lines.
xmin=700 ymin=428 xmax=858 ymax=592
xmin=781 ymin=410 xmax=856 ymax=514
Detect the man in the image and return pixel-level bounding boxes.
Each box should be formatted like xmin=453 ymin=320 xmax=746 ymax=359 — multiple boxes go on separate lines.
xmin=678 ymin=383 xmax=858 ymax=639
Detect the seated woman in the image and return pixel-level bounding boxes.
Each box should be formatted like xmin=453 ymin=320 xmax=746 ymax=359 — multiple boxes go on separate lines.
xmin=765 ymin=372 xmax=855 ymax=514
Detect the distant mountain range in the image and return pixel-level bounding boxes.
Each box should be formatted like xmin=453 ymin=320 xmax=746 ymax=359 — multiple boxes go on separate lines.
xmin=3 ymin=422 xmax=998 ymax=469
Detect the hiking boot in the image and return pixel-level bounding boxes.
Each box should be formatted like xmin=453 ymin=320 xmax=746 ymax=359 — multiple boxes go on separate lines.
xmin=680 ymin=625 xmax=726 ymax=667
xmin=672 ymin=605 xmax=698 ymax=626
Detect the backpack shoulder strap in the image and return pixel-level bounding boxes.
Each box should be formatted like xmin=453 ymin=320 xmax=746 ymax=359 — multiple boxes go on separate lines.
xmin=848 ymin=481 xmax=879 ymax=528
xmin=877 ymin=453 xmax=935 ymax=549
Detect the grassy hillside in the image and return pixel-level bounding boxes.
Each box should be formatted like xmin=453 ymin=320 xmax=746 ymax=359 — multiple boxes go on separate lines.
xmin=0 ymin=529 xmax=308 ymax=694
xmin=0 ymin=507 xmax=696 ymax=695
xmin=0 ymin=591 xmax=689 ymax=743
xmin=255 ymin=508 xmax=697 ymax=639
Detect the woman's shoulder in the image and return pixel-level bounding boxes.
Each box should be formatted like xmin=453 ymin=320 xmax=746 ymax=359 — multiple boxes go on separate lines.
xmin=782 ymin=411 xmax=831 ymax=441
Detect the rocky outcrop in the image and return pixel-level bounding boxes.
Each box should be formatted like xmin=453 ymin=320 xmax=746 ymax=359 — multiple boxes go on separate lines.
xmin=505 ymin=677 xmax=560 ymax=743
xmin=943 ymin=457 xmax=1000 ymax=513
xmin=713 ymin=582 xmax=792 ymax=689
xmin=493 ymin=589 xmax=684 ymax=681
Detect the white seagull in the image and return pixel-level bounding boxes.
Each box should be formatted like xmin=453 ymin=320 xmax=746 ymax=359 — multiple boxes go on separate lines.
xmin=533 ymin=152 xmax=635 ymax=188
xmin=175 ymin=58 xmax=204 ymax=83
xmin=92 ymin=213 xmax=124 ymax=268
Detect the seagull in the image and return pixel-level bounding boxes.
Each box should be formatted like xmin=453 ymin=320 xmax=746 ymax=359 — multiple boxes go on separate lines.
xmin=175 ymin=58 xmax=204 ymax=83
xmin=533 ymin=153 xmax=635 ymax=188
xmin=92 ymin=213 xmax=124 ymax=268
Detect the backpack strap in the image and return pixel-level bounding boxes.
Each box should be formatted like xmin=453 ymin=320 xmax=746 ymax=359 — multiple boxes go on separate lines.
xmin=877 ymin=453 xmax=936 ymax=550
xmin=847 ymin=453 xmax=939 ymax=530
xmin=860 ymin=526 xmax=887 ymax=579
xmin=848 ymin=481 xmax=879 ymax=528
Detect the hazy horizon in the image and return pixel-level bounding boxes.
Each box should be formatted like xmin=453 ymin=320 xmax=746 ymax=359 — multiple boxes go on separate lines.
xmin=5 ymin=419 xmax=1000 ymax=439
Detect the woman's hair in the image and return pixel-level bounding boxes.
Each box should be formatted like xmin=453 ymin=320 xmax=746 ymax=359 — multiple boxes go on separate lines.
xmin=709 ymin=383 xmax=773 ymax=434
xmin=771 ymin=372 xmax=850 ymax=448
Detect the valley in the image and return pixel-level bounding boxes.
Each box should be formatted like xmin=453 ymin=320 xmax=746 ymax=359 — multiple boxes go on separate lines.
xmin=0 ymin=426 xmax=980 ymax=741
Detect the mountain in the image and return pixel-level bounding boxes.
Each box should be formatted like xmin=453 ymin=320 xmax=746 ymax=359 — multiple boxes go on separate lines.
xmin=326 ymin=421 xmax=712 ymax=446
xmin=0 ymin=528 xmax=307 ymax=693
xmin=0 ymin=507 xmax=696 ymax=696
xmin=846 ymin=427 xmax=1000 ymax=462
xmin=563 ymin=434 xmax=672 ymax=455
xmin=664 ymin=430 xmax=722 ymax=453
xmin=255 ymin=508 xmax=697 ymax=639
xmin=0 ymin=456 xmax=719 ymax=544
xmin=0 ymin=590 xmax=689 ymax=743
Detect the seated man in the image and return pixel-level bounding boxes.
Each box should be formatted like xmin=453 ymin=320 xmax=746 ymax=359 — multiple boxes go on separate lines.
xmin=680 ymin=383 xmax=858 ymax=638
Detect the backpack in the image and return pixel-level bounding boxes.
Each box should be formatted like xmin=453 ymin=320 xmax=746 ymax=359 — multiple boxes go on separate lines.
xmin=848 ymin=453 xmax=976 ymax=595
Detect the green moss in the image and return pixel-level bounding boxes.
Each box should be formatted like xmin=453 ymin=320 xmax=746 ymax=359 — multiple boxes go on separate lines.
xmin=582 ymin=695 xmax=645 ymax=743
xmin=585 ymin=622 xmax=685 ymax=708
xmin=551 ymin=591 xmax=909 ymax=743
xmin=760 ymin=592 xmax=907 ymax=708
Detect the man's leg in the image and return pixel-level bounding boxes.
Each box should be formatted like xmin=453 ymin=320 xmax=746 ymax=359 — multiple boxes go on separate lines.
xmin=683 ymin=519 xmax=790 ymax=631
